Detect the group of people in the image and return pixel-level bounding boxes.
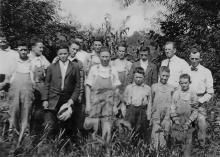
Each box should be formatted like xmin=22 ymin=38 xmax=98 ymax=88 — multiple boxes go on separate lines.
xmin=0 ymin=34 xmax=214 ymax=156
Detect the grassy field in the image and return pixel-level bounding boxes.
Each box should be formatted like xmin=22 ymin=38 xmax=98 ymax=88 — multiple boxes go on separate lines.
xmin=0 ymin=96 xmax=220 ymax=157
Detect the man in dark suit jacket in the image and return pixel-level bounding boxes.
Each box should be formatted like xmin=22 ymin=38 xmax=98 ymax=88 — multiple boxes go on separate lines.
xmin=127 ymin=46 xmax=158 ymax=86
xmin=42 ymin=43 xmax=80 ymax=138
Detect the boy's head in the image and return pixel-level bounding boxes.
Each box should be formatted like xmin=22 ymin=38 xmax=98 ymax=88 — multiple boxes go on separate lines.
xmin=133 ymin=67 xmax=145 ymax=86
xmin=159 ymin=66 xmax=170 ymax=84
xmin=93 ymin=36 xmax=103 ymax=53
xmin=69 ymin=40 xmax=80 ymax=58
xmin=179 ymin=73 xmax=191 ymax=91
xmin=16 ymin=41 xmax=29 ymax=60
xmin=57 ymin=43 xmax=69 ymax=62
xmin=30 ymin=37 xmax=44 ymax=56
xmin=139 ymin=46 xmax=150 ymax=62
xmin=117 ymin=43 xmax=127 ymax=59
xmin=100 ymin=47 xmax=111 ymax=67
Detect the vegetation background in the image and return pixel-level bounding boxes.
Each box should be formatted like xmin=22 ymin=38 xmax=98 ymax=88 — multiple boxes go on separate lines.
xmin=0 ymin=0 xmax=220 ymax=156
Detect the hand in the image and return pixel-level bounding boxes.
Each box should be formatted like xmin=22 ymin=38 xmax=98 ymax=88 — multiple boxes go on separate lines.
xmin=58 ymin=106 xmax=73 ymax=121
xmin=85 ymin=104 xmax=91 ymax=114
xmin=43 ymin=101 xmax=49 ymax=109
xmin=183 ymin=124 xmax=189 ymax=130
xmin=113 ymin=105 xmax=118 ymax=115
xmin=174 ymin=119 xmax=180 ymax=125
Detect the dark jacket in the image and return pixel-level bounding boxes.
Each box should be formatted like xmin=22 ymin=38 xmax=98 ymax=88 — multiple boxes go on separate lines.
xmin=42 ymin=61 xmax=80 ymax=110
xmin=127 ymin=60 xmax=158 ymax=86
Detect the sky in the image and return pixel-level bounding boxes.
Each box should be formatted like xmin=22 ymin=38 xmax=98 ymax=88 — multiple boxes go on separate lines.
xmin=60 ymin=0 xmax=167 ymax=36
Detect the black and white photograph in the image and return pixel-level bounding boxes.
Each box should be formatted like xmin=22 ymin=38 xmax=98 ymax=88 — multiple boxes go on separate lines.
xmin=0 ymin=0 xmax=220 ymax=156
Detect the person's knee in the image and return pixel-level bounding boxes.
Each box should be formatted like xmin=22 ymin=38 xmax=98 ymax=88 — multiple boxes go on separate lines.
xmin=197 ymin=114 xmax=207 ymax=131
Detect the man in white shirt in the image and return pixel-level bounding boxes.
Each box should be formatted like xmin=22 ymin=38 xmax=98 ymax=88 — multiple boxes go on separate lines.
xmin=187 ymin=46 xmax=214 ymax=145
xmin=0 ymin=35 xmax=18 ymax=91
xmin=28 ymin=38 xmax=50 ymax=71
xmin=161 ymin=41 xmax=189 ymax=88
xmin=74 ymin=36 xmax=88 ymax=67
xmin=85 ymin=37 xmax=103 ymax=76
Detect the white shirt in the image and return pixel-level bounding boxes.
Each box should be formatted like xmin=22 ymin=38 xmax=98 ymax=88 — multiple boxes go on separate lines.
xmin=187 ymin=64 xmax=214 ymax=103
xmin=29 ymin=51 xmax=50 ymax=70
xmin=111 ymin=59 xmax=132 ymax=73
xmin=140 ymin=60 xmax=148 ymax=72
xmin=161 ymin=55 xmax=189 ymax=88
xmin=75 ymin=50 xmax=88 ymax=68
xmin=86 ymin=64 xmax=121 ymax=88
xmin=59 ymin=60 xmax=69 ymax=90
xmin=0 ymin=49 xmax=18 ymax=76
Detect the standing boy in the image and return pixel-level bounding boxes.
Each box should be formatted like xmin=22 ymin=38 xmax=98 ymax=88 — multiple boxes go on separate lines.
xmin=123 ymin=67 xmax=152 ymax=141
xmin=151 ymin=66 xmax=174 ymax=149
xmin=170 ymin=74 xmax=198 ymax=157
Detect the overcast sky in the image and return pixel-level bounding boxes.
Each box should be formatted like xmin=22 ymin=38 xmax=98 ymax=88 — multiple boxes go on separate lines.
xmin=60 ymin=0 xmax=167 ymax=35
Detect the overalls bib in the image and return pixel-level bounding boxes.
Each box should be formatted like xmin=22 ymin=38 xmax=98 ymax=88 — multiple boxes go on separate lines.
xmin=89 ymin=66 xmax=114 ymax=118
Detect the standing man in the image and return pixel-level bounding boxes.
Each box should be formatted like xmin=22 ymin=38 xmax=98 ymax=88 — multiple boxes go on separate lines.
xmin=42 ymin=43 xmax=80 ymax=138
xmin=74 ymin=35 xmax=88 ymax=68
xmin=0 ymin=35 xmax=18 ymax=91
xmin=29 ymin=37 xmax=50 ymax=71
xmin=128 ymin=46 xmax=158 ymax=86
xmin=187 ymin=46 xmax=214 ymax=146
xmin=161 ymin=41 xmax=189 ymax=88
xmin=85 ymin=37 xmax=103 ymax=76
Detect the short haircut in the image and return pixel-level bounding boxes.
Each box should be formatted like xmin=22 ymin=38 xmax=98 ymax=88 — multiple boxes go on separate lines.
xmin=134 ymin=67 xmax=145 ymax=76
xmin=179 ymin=73 xmax=191 ymax=83
xmin=56 ymin=42 xmax=69 ymax=52
xmin=100 ymin=46 xmax=110 ymax=54
xmin=165 ymin=41 xmax=177 ymax=49
xmin=190 ymin=45 xmax=202 ymax=55
xmin=68 ymin=39 xmax=81 ymax=47
xmin=93 ymin=36 xmax=103 ymax=44
xmin=30 ymin=37 xmax=43 ymax=47
xmin=16 ymin=40 xmax=28 ymax=48
xmin=140 ymin=45 xmax=150 ymax=53
xmin=160 ymin=66 xmax=170 ymax=74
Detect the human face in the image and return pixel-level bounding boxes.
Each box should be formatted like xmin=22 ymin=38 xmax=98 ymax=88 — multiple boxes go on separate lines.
xmin=17 ymin=46 xmax=28 ymax=60
xmin=134 ymin=73 xmax=144 ymax=86
xmin=57 ymin=48 xmax=69 ymax=62
xmin=140 ymin=51 xmax=149 ymax=62
xmin=32 ymin=42 xmax=44 ymax=56
xmin=0 ymin=37 xmax=8 ymax=50
xmin=165 ymin=43 xmax=176 ymax=59
xmin=190 ymin=52 xmax=201 ymax=68
xmin=160 ymin=71 xmax=170 ymax=84
xmin=179 ymin=78 xmax=190 ymax=91
xmin=117 ymin=46 xmax=126 ymax=59
xmin=93 ymin=41 xmax=102 ymax=53
xmin=75 ymin=38 xmax=83 ymax=48
xmin=100 ymin=51 xmax=110 ymax=67
xmin=69 ymin=43 xmax=80 ymax=58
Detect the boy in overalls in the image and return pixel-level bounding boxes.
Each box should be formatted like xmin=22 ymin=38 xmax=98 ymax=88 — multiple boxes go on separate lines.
xmin=151 ymin=66 xmax=174 ymax=150
xmin=84 ymin=47 xmax=120 ymax=143
xmin=111 ymin=43 xmax=132 ymax=117
xmin=170 ymin=74 xmax=198 ymax=157
xmin=8 ymin=41 xmax=35 ymax=147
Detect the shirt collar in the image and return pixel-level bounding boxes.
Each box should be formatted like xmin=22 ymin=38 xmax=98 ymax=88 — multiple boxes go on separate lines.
xmin=140 ymin=59 xmax=148 ymax=65
xmin=59 ymin=60 xmax=69 ymax=65
xmin=68 ymin=56 xmax=76 ymax=62
xmin=169 ymin=55 xmax=177 ymax=62
xmin=131 ymin=82 xmax=145 ymax=87
xmin=17 ymin=58 xmax=31 ymax=63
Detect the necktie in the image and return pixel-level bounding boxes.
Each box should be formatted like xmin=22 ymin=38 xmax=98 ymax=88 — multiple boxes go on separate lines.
xmin=167 ymin=59 xmax=170 ymax=68
xmin=191 ymin=67 xmax=198 ymax=71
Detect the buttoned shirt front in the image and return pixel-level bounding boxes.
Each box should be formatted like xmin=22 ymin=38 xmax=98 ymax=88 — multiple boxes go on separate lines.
xmin=187 ymin=64 xmax=214 ymax=103
xmin=86 ymin=64 xmax=121 ymax=88
xmin=59 ymin=60 xmax=69 ymax=90
xmin=29 ymin=51 xmax=50 ymax=70
xmin=0 ymin=49 xmax=18 ymax=76
xmin=140 ymin=60 xmax=149 ymax=72
xmin=161 ymin=55 xmax=189 ymax=88
xmin=111 ymin=59 xmax=132 ymax=73
xmin=124 ymin=83 xmax=152 ymax=107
